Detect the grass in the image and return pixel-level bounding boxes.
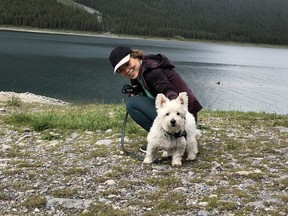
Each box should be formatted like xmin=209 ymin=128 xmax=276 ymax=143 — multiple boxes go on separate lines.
xmin=51 ymin=188 xmax=78 ymax=198
xmin=21 ymin=195 xmax=47 ymax=210
xmin=6 ymin=96 xmax=22 ymax=107
xmin=63 ymin=167 xmax=89 ymax=176
xmin=1 ymin=99 xmax=288 ymax=215
xmin=4 ymin=103 xmax=128 ymax=132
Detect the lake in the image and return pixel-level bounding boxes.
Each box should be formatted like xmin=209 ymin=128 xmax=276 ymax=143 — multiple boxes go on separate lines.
xmin=0 ymin=30 xmax=288 ymax=114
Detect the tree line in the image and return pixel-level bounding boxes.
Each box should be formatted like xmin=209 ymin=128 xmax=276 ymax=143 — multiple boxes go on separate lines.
xmin=1 ymin=0 xmax=288 ymax=45
xmin=0 ymin=0 xmax=103 ymax=32
xmin=75 ymin=0 xmax=288 ymax=45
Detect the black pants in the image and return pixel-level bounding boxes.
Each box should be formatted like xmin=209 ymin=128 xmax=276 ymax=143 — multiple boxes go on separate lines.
xmin=126 ymin=96 xmax=157 ymax=132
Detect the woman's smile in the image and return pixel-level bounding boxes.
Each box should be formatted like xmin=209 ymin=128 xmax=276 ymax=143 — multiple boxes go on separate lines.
xmin=119 ymin=58 xmax=140 ymax=79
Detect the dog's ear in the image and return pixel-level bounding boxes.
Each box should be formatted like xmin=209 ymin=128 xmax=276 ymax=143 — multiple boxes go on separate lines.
xmin=156 ymin=94 xmax=168 ymax=109
xmin=177 ymin=92 xmax=188 ymax=106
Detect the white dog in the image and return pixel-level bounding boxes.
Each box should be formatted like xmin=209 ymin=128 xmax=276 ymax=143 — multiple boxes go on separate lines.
xmin=143 ymin=92 xmax=200 ymax=166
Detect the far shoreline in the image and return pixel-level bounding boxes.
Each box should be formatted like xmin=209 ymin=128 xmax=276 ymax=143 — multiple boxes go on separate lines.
xmin=0 ymin=26 xmax=124 ymax=39
xmin=1 ymin=25 xmax=287 ymax=49
xmin=0 ymin=25 xmax=185 ymax=42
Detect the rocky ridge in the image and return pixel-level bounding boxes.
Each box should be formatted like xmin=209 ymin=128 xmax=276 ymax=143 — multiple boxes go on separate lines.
xmin=0 ymin=91 xmax=68 ymax=105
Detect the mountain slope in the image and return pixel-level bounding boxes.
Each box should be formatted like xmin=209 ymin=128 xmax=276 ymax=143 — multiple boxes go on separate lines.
xmin=0 ymin=0 xmax=287 ymax=45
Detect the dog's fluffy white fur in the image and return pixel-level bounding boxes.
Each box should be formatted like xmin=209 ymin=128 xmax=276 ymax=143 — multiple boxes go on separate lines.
xmin=143 ymin=92 xmax=200 ymax=166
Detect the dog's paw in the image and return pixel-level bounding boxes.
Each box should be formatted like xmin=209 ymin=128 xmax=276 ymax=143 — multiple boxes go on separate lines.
xmin=143 ymin=157 xmax=153 ymax=164
xmin=186 ymin=154 xmax=197 ymax=161
xmin=172 ymin=160 xmax=182 ymax=166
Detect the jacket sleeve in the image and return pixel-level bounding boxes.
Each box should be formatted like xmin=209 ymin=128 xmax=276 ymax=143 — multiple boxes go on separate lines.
xmin=144 ymin=68 xmax=178 ymax=99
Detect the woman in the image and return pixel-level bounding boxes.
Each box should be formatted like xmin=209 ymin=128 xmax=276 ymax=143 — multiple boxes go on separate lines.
xmin=109 ymin=46 xmax=202 ymax=133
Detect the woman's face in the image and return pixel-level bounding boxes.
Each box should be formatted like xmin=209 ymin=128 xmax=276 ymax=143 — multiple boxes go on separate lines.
xmin=117 ymin=57 xmax=141 ymax=79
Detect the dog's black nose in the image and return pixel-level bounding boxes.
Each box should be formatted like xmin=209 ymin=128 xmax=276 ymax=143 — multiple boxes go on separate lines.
xmin=170 ymin=119 xmax=176 ymax=126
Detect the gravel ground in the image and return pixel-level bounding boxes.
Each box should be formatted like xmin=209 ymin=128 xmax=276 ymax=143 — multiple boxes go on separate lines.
xmin=0 ymin=92 xmax=287 ymax=215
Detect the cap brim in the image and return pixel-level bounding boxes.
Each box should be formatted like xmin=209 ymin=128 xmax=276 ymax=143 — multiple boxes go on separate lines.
xmin=114 ymin=54 xmax=130 ymax=73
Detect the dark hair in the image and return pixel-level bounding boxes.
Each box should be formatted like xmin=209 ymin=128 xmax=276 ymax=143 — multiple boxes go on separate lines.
xmin=130 ymin=50 xmax=144 ymax=59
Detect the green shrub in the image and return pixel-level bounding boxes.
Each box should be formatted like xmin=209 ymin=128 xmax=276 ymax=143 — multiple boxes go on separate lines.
xmin=7 ymin=96 xmax=22 ymax=107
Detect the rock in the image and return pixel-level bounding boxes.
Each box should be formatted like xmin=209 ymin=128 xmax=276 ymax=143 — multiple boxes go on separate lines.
xmin=236 ymin=171 xmax=250 ymax=176
xmin=107 ymin=194 xmax=117 ymax=199
xmin=112 ymin=133 xmax=122 ymax=138
xmin=82 ymin=209 xmax=90 ymax=214
xmin=198 ymin=210 xmax=209 ymax=216
xmin=0 ymin=107 xmax=6 ymax=113
xmin=235 ymin=169 xmax=262 ymax=176
xmin=105 ymin=129 xmax=113 ymax=133
xmin=71 ymin=132 xmax=78 ymax=139
xmin=246 ymin=201 xmax=266 ymax=209
xmin=2 ymin=144 xmax=12 ymax=151
xmin=34 ymin=208 xmax=40 ymax=213
xmin=62 ymin=145 xmax=73 ymax=152
xmin=104 ymin=179 xmax=116 ymax=186
xmin=43 ymin=140 xmax=60 ymax=148
xmin=187 ymin=199 xmax=197 ymax=206
xmin=273 ymin=126 xmax=288 ymax=133
xmin=46 ymin=198 xmax=93 ymax=209
xmin=211 ymin=161 xmax=222 ymax=171
xmin=96 ymin=139 xmax=113 ymax=146
xmin=198 ymin=202 xmax=209 ymax=207
xmin=174 ymin=187 xmax=188 ymax=193
xmin=275 ymin=175 xmax=288 ymax=181
xmin=23 ymin=128 xmax=31 ymax=132
xmin=0 ymin=158 xmax=11 ymax=168
xmin=118 ymin=137 xmax=130 ymax=143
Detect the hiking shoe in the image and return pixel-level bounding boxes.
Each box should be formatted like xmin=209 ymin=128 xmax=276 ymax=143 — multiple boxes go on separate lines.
xmin=140 ymin=145 xmax=147 ymax=153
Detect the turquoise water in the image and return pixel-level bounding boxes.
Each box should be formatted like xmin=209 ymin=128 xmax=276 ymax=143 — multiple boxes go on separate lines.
xmin=1 ymin=30 xmax=288 ymax=114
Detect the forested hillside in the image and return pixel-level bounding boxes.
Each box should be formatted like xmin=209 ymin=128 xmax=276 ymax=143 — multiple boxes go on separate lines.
xmin=1 ymin=0 xmax=288 ymax=45
xmin=0 ymin=0 xmax=102 ymax=31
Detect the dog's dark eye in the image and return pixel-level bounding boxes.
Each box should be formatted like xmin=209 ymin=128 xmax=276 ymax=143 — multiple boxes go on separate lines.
xmin=177 ymin=112 xmax=180 ymax=116
xmin=166 ymin=113 xmax=169 ymax=116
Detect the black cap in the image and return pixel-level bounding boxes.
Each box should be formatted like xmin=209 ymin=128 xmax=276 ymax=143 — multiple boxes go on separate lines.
xmin=109 ymin=46 xmax=132 ymax=73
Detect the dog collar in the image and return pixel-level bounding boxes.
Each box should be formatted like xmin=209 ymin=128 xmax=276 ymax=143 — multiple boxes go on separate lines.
xmin=165 ymin=130 xmax=187 ymax=138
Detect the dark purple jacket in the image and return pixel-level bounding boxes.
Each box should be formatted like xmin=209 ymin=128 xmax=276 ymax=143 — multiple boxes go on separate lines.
xmin=131 ymin=54 xmax=202 ymax=117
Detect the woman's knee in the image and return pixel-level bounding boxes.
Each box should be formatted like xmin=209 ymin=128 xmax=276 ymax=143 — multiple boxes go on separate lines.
xmin=125 ymin=96 xmax=157 ymax=121
xmin=126 ymin=96 xmax=152 ymax=110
